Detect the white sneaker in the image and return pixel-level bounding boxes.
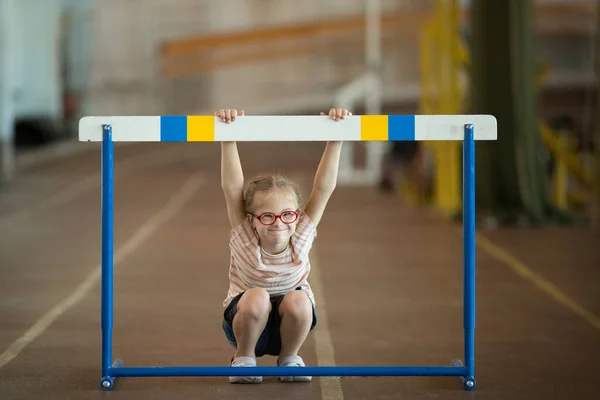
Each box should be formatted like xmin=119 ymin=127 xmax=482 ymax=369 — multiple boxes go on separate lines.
xmin=277 ymin=355 xmax=312 ymax=382
xmin=229 ymin=356 xmax=263 ymax=384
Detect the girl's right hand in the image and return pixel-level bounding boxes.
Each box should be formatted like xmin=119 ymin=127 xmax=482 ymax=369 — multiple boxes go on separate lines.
xmin=215 ymin=108 xmax=244 ymax=123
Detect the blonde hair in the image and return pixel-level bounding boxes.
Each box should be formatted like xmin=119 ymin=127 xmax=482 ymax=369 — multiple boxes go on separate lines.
xmin=243 ymin=174 xmax=302 ymax=214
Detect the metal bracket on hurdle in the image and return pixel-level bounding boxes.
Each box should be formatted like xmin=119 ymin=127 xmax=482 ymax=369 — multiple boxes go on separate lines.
xmin=78 ymin=114 xmax=497 ymax=391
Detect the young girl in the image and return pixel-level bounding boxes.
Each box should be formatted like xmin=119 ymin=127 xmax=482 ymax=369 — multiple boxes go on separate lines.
xmin=218 ymin=107 xmax=351 ymax=384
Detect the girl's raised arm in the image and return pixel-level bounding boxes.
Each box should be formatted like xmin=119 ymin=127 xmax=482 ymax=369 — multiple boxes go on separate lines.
xmin=218 ymin=109 xmax=246 ymax=229
xmin=304 ymin=108 xmax=351 ymax=227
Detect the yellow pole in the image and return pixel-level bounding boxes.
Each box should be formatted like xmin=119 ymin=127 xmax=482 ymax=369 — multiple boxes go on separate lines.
xmin=433 ymin=0 xmax=449 ymax=213
xmin=449 ymin=0 xmax=460 ymax=109
xmin=554 ymin=132 xmax=569 ymax=209
xmin=420 ymin=23 xmax=433 ymax=114
xmin=446 ymin=0 xmax=461 ymax=215
xmin=421 ymin=0 xmax=466 ymax=217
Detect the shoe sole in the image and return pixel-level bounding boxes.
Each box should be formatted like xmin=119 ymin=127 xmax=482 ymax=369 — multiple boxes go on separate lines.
xmin=279 ymin=376 xmax=312 ymax=383
xmin=229 ymin=376 xmax=263 ymax=384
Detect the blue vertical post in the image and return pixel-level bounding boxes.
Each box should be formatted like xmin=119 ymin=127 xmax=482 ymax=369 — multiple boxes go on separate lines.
xmin=101 ymin=124 xmax=115 ymax=389
xmin=463 ymin=124 xmax=476 ymax=390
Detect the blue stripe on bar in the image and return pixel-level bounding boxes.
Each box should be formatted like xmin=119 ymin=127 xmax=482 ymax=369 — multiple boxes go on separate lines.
xmin=160 ymin=116 xmax=187 ymax=142
xmin=388 ymin=115 xmax=415 ymax=141
xmin=109 ymin=365 xmax=468 ymax=377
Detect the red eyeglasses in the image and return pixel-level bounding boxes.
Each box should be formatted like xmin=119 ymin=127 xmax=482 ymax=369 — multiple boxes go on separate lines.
xmin=251 ymin=210 xmax=300 ymax=225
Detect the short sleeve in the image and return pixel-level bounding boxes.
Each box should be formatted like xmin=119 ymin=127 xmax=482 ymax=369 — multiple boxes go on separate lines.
xmin=229 ymin=216 xmax=258 ymax=247
xmin=292 ymin=212 xmax=317 ymax=242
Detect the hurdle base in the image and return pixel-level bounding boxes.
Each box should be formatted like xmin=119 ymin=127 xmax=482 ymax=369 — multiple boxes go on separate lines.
xmin=452 ymin=359 xmax=476 ymax=391
xmin=104 ymin=361 xmax=472 ymax=378
xmin=101 ymin=360 xmax=475 ymax=390
xmin=100 ymin=359 xmax=123 ymax=391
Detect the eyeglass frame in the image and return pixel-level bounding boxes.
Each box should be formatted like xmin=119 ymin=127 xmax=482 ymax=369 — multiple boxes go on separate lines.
xmin=249 ymin=209 xmax=301 ymax=225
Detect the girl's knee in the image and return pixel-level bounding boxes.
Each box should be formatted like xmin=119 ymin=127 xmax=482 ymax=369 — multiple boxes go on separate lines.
xmin=279 ymin=291 xmax=312 ymax=319
xmin=237 ymin=288 xmax=271 ymax=319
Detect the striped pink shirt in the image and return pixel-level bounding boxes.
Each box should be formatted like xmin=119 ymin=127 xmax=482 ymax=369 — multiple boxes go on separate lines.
xmin=224 ymin=213 xmax=317 ymax=308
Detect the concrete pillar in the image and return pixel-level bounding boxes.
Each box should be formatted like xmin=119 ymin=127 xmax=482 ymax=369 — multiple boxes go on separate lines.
xmin=470 ymin=0 xmax=552 ymax=224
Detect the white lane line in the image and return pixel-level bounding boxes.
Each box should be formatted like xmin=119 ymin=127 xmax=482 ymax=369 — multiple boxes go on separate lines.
xmin=310 ymin=248 xmax=344 ymax=400
xmin=0 ymin=173 xmax=204 ymax=369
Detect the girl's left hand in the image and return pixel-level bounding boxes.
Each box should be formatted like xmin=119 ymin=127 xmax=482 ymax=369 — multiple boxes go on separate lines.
xmin=320 ymin=108 xmax=352 ymax=121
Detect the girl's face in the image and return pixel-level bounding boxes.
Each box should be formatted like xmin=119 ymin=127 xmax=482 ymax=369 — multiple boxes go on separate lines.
xmin=250 ymin=188 xmax=300 ymax=253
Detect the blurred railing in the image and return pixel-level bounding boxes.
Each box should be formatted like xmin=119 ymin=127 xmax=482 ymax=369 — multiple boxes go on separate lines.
xmin=160 ymin=12 xmax=422 ymax=78
xmin=156 ymin=1 xmax=429 ymax=116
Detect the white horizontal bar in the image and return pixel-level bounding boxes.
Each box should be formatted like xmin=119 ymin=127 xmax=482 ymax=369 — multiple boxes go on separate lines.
xmin=215 ymin=116 xmax=361 ymax=141
xmin=80 ymin=116 xmax=161 ymax=142
xmin=415 ymin=115 xmax=497 ymax=140
xmin=78 ymin=115 xmax=497 ymax=142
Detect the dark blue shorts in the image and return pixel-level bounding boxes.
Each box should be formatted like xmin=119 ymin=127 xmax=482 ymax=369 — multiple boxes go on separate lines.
xmin=222 ymin=287 xmax=318 ymax=357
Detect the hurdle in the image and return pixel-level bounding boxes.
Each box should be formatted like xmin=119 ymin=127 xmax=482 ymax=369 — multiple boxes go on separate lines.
xmin=78 ymin=114 xmax=497 ymax=391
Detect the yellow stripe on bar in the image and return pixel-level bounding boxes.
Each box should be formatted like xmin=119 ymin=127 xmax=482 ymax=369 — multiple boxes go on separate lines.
xmin=360 ymin=115 xmax=388 ymax=141
xmin=187 ymin=116 xmax=214 ymax=141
